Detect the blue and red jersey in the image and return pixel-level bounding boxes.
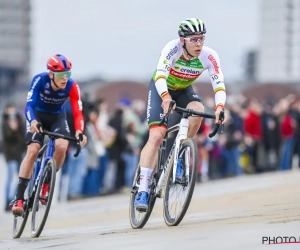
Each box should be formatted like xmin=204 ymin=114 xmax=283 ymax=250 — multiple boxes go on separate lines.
xmin=25 ymin=72 xmax=84 ymax=132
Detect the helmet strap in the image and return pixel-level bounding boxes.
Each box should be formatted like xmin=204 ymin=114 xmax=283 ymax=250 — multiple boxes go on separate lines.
xmin=183 ymin=41 xmax=194 ymax=59
xmin=51 ymin=75 xmax=60 ymax=89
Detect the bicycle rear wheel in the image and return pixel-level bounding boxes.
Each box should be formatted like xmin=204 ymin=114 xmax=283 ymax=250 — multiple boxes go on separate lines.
xmin=129 ymin=166 xmax=156 ymax=229
xmin=163 ymin=138 xmax=198 ymax=226
xmin=31 ymin=158 xmax=56 ymax=238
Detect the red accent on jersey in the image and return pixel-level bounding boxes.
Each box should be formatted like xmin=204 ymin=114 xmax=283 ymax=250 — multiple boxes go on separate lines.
xmin=69 ymin=82 xmax=84 ymax=132
xmin=170 ymin=68 xmax=201 ymax=79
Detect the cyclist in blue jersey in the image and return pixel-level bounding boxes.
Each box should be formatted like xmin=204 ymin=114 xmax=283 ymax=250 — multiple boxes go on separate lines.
xmin=12 ymin=54 xmax=87 ymax=216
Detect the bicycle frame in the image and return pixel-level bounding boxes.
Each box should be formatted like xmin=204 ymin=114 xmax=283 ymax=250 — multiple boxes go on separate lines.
xmin=154 ymin=101 xmax=224 ymax=197
xmin=155 ymin=115 xmax=189 ymax=196
xmin=27 ymin=138 xmax=56 ymax=207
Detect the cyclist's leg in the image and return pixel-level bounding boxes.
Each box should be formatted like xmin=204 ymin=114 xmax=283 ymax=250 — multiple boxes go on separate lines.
xmin=50 ymin=112 xmax=70 ymax=170
xmin=135 ymin=79 xmax=167 ymax=209
xmin=38 ymin=112 xmax=69 ymax=203
xmin=12 ymin=121 xmax=42 ymax=214
xmin=175 ymin=87 xmax=204 ymax=180
xmin=176 ymin=86 xmax=205 ymax=137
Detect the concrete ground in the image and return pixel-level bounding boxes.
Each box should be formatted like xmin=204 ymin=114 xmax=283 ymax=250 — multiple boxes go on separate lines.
xmin=0 ymin=154 xmax=299 ymax=250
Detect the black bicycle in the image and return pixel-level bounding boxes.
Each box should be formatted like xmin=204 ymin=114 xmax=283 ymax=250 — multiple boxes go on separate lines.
xmin=12 ymin=125 xmax=83 ymax=238
xmin=129 ymin=101 xmax=224 ymax=228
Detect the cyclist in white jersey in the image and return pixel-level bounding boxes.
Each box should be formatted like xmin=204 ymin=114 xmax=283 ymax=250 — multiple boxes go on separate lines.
xmin=134 ymin=18 xmax=227 ymax=211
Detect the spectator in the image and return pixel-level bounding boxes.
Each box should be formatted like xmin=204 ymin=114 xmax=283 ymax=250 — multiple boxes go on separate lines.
xmin=1 ymin=103 xmax=26 ymax=211
xmin=83 ymin=107 xmax=104 ymax=196
xmin=123 ymin=122 xmax=140 ymax=189
xmin=244 ymin=99 xmax=263 ymax=172
xmin=102 ymin=108 xmax=127 ymax=193
xmin=279 ymin=99 xmax=295 ymax=170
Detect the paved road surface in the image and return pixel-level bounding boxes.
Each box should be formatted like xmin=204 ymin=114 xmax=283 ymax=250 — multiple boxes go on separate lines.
xmin=0 ymin=153 xmax=299 ymax=250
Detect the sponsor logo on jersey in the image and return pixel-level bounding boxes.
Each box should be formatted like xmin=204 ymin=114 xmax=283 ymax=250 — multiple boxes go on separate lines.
xmin=26 ymin=111 xmax=31 ymax=121
xmin=26 ymin=120 xmax=31 ymax=132
xmin=147 ymin=91 xmax=152 ymax=122
xmin=54 ymin=128 xmax=60 ymax=133
xmin=78 ymin=100 xmax=83 ymax=111
xmin=75 ymin=83 xmax=81 ymax=97
xmin=170 ymin=68 xmax=201 ymax=79
xmin=157 ymin=69 xmax=167 ymax=73
xmin=180 ymin=68 xmax=201 ymax=74
xmin=40 ymin=93 xmax=67 ymax=103
xmin=208 ymin=55 xmax=219 ymax=74
xmin=27 ymin=90 xmax=33 ymax=100
xmin=64 ymin=120 xmax=70 ymax=133
xmin=58 ymin=92 xmax=66 ymax=96
xmin=45 ymin=82 xmax=50 ymax=88
xmin=166 ymin=46 xmax=178 ymax=60
xmin=44 ymin=90 xmax=50 ymax=94
xmin=32 ymin=76 xmax=41 ymax=90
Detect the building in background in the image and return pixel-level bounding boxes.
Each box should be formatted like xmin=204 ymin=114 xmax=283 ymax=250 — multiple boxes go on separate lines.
xmin=0 ymin=0 xmax=31 ymax=97
xmin=257 ymin=0 xmax=300 ymax=84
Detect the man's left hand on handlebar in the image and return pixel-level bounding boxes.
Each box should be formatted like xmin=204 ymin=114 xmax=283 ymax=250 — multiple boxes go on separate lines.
xmin=215 ymin=105 xmax=227 ymax=124
xmin=161 ymin=93 xmax=176 ymax=115
xmin=75 ymin=130 xmax=87 ymax=147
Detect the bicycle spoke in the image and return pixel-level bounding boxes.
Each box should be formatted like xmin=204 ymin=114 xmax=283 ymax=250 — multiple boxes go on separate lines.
xmin=163 ymin=139 xmax=198 ymax=226
xmin=31 ymin=159 xmax=56 ymax=238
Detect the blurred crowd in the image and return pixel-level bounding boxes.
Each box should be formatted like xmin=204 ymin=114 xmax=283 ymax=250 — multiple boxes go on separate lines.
xmin=2 ymin=92 xmax=300 ymax=211
xmin=197 ymin=94 xmax=300 ymax=181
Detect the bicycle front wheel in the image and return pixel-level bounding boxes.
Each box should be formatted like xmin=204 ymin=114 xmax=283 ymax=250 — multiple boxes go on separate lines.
xmin=163 ymin=138 xmax=198 ymax=226
xmin=129 ymin=166 xmax=156 ymax=229
xmin=31 ymin=158 xmax=56 ymax=238
xmin=12 ymin=169 xmax=36 ymax=239
xmin=12 ymin=209 xmax=29 ymax=239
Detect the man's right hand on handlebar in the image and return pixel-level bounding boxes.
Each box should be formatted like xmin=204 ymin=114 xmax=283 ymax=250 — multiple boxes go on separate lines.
xmin=30 ymin=120 xmax=43 ymax=133
xmin=161 ymin=93 xmax=176 ymax=115
xmin=75 ymin=130 xmax=87 ymax=147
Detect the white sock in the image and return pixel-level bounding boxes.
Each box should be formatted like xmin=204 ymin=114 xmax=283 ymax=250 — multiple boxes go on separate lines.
xmin=139 ymin=167 xmax=153 ymax=193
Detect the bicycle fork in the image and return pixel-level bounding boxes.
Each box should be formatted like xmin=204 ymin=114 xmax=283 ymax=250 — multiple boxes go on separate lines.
xmin=172 ymin=118 xmax=188 ymax=183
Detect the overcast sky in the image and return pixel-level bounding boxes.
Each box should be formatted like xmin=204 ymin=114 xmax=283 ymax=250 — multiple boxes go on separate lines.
xmin=30 ymin=0 xmax=260 ymax=82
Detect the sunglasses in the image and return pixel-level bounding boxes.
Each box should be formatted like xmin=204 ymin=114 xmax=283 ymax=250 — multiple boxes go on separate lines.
xmin=51 ymin=70 xmax=72 ymax=79
xmin=184 ymin=36 xmax=205 ymax=44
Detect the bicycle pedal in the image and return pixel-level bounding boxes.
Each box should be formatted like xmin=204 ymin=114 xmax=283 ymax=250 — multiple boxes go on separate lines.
xmin=136 ymin=207 xmax=147 ymax=213
xmin=131 ymin=188 xmax=138 ymax=194
xmin=175 ymin=176 xmax=188 ymax=185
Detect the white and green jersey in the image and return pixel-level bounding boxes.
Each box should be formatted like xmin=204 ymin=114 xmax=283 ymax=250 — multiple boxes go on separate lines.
xmin=152 ymin=39 xmax=226 ymax=108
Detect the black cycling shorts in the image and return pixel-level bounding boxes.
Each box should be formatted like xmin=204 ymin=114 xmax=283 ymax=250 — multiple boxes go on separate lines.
xmin=25 ymin=111 xmax=70 ymax=145
xmin=147 ymin=79 xmax=204 ymax=129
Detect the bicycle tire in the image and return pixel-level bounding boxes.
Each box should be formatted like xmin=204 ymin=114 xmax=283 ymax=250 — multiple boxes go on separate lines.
xmin=12 ymin=163 xmax=37 ymax=239
xmin=129 ymin=166 xmax=156 ymax=229
xmin=12 ymin=209 xmax=30 ymax=239
xmin=31 ymin=158 xmax=56 ymax=238
xmin=163 ymin=138 xmax=198 ymax=226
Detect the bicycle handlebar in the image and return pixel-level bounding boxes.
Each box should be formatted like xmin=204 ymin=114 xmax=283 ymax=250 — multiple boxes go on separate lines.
xmin=36 ymin=123 xmax=83 ymax=157
xmin=158 ymin=100 xmax=224 ymax=138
